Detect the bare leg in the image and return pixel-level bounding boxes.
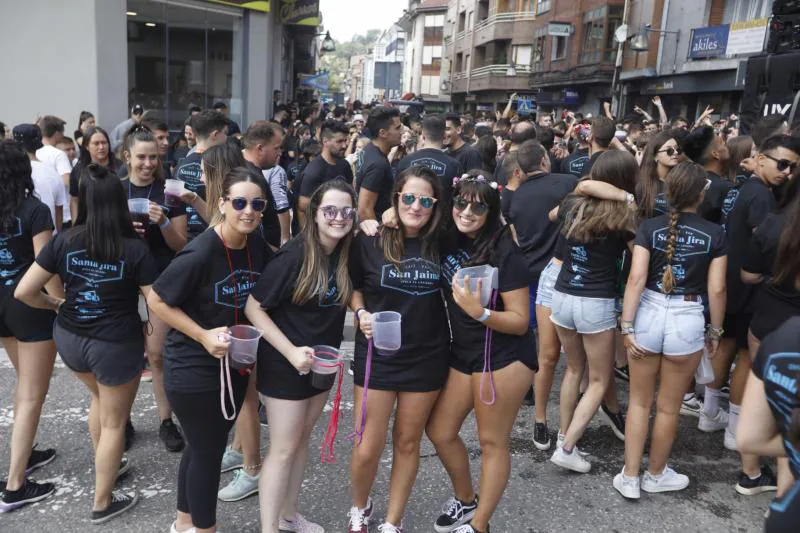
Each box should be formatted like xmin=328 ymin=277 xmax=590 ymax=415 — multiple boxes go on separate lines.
xmin=349 ymin=387 xmax=396 ymax=508
xmin=623 ymin=352 xmax=660 ymax=477
xmin=534 ymin=306 xmax=561 ymax=424
xmin=145 ymin=311 xmax=172 ymax=422
xmin=237 ymin=374 xmax=261 ymax=474
xmin=555 ymin=326 xmax=586 ymax=436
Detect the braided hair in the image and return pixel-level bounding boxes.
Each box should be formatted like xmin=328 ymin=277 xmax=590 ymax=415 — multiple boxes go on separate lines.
xmin=660 ymin=162 xmax=709 ymax=293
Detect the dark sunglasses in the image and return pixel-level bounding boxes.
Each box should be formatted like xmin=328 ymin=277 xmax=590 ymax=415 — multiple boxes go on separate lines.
xmin=763 ymin=153 xmax=798 ymax=173
xmin=225 ymin=196 xmax=268 ymax=212
xmin=319 ymin=205 xmax=356 ymax=220
xmin=398 ymin=192 xmax=438 ymax=209
xmin=453 ymin=196 xmax=489 ymax=215
xmin=657 ymin=146 xmax=682 ymax=157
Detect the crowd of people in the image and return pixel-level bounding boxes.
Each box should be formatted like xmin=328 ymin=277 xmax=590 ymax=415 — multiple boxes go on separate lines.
xmin=0 ymin=94 xmax=799 ymax=533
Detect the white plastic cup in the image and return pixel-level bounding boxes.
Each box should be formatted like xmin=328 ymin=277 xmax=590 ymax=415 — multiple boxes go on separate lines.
xmin=227 ymin=325 xmax=261 ymax=369
xmin=372 ymin=311 xmax=402 ymax=356
xmin=311 ymin=345 xmax=342 ymax=389
xmin=164 ymin=179 xmax=185 ymax=208
xmin=454 ymin=265 xmax=498 ymax=307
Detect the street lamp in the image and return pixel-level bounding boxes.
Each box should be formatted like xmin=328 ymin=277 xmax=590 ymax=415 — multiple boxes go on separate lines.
xmin=318 ymin=31 xmax=336 ymax=53
xmin=630 ymin=24 xmax=680 ymax=52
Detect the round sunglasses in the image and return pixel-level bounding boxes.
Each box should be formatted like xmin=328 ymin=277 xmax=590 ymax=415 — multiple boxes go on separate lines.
xmin=398 ymin=192 xmax=438 ymax=209
xmin=318 ymin=205 xmax=356 ymax=220
xmin=225 ymin=196 xmax=268 ymax=212
xmin=453 ymin=196 xmax=489 ymax=215
xmin=657 ymin=146 xmax=682 ymax=157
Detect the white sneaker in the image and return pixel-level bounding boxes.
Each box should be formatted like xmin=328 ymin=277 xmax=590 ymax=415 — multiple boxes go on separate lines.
xmin=220 ymin=445 xmax=243 ymax=473
xmin=641 ymin=466 xmax=689 ymax=493
xmin=724 ymin=429 xmax=737 ymax=451
xmin=680 ymin=394 xmax=703 ymax=418
xmin=698 ymin=409 xmax=729 ymax=432
xmin=613 ymin=470 xmax=641 ymax=499
xmin=217 ymin=469 xmax=259 ymax=502
xmin=279 ymin=513 xmax=325 ymax=533
xmin=377 ymin=521 xmax=404 ymax=532
xmin=556 ymin=433 xmax=590 ymax=457
xmin=550 ymin=445 xmax=591 ymax=473
xmin=170 ymin=522 xmax=196 ymax=533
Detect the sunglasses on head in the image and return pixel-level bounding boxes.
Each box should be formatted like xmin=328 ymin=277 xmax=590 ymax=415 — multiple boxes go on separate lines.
xmin=453 ymin=196 xmax=489 ymax=215
xmin=763 ymin=153 xmax=798 ymax=173
xmin=398 ymin=192 xmax=438 ymax=209
xmin=319 ymin=205 xmax=356 ymax=220
xmin=657 ymin=146 xmax=682 ymax=157
xmin=225 ymin=196 xmax=268 ymax=212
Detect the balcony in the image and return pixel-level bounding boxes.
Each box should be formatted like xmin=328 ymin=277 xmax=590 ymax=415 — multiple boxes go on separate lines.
xmin=450 ymin=64 xmax=533 ymax=93
xmin=474 ymin=11 xmax=536 ymax=45
xmin=579 ymin=48 xmax=616 ymax=65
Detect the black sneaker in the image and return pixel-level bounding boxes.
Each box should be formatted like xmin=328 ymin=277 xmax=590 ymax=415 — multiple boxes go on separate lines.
xmin=0 ymin=479 xmax=56 ymax=513
xmin=26 ymin=446 xmax=56 ymax=475
xmin=434 ymin=496 xmax=478 ymax=533
xmin=125 ymin=418 xmax=135 ymax=452
xmin=159 ymin=419 xmax=185 ymax=452
xmin=91 ymin=491 xmax=139 ymax=524
xmin=521 ymin=387 xmax=534 ymax=406
xmin=614 ymin=365 xmax=630 ymax=381
xmin=735 ymin=465 xmax=778 ymax=495
xmin=599 ymin=404 xmax=625 ymax=441
xmin=533 ymin=422 xmax=551 ymax=451
xmin=116 ymin=456 xmax=131 ymax=482
xmin=259 ymin=401 xmax=269 ymax=427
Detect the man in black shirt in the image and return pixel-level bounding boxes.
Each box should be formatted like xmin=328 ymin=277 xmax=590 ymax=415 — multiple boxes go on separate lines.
xmin=241 ymin=121 xmax=284 ymax=250
xmin=297 ymin=120 xmax=353 ymax=228
xmin=444 ymin=113 xmax=484 ymax=171
xmin=213 ymin=101 xmax=241 ymax=136
xmin=356 ymin=106 xmax=403 ymax=228
xmin=562 ymin=128 xmax=591 ymax=178
xmin=395 ymin=114 xmax=463 ymax=199
xmin=581 ymin=117 xmax=615 ymax=177
xmin=683 ymin=126 xmax=732 ymax=224
xmin=494 ymin=121 xmax=537 ymax=186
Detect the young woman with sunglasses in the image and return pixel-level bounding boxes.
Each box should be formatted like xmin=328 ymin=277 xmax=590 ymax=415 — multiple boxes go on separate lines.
xmin=425 ymin=171 xmax=535 ymax=533
xmin=147 ymin=167 xmax=271 ymax=533
xmin=120 ymin=125 xmax=188 ymax=453
xmin=347 ymin=165 xmax=447 ymax=533
xmin=0 ymin=140 xmax=63 ymax=513
xmin=15 ymin=164 xmax=159 ymax=522
xmin=615 ymin=162 xmax=727 ymax=498
xmin=245 ymin=180 xmax=357 ymax=533
xmin=637 ymin=132 xmax=681 ymax=219
xmin=548 ymin=151 xmax=638 ymax=473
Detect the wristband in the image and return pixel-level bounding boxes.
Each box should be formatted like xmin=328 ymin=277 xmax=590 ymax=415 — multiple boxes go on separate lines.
xmin=476 ymin=308 xmax=491 ymax=323
xmin=621 ymin=326 xmax=635 ymax=335
xmin=355 ymin=307 xmax=367 ymax=320
xmin=707 ymin=325 xmax=724 ymax=337
xmin=159 ymin=218 xmax=172 ymax=230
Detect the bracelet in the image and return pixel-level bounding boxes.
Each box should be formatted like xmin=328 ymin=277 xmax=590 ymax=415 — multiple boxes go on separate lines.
xmin=159 ymin=218 xmax=172 ymax=230
xmin=621 ymin=326 xmax=635 ymax=335
xmin=476 ymin=308 xmax=491 ymax=323
xmin=707 ymin=326 xmax=724 ymax=337
xmin=355 ymin=307 xmax=367 ymax=319
xmin=242 ymin=462 xmax=262 ymax=471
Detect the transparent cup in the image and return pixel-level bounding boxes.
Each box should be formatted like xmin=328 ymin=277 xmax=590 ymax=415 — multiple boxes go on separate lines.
xmin=372 ymin=311 xmax=402 ymax=356
xmin=127 ymin=198 xmax=151 ymax=233
xmin=227 ymin=325 xmax=261 ymax=369
xmin=164 ymin=179 xmax=185 ymax=208
xmin=454 ymin=265 xmax=499 ymax=307
xmin=311 ymin=345 xmax=342 ymax=390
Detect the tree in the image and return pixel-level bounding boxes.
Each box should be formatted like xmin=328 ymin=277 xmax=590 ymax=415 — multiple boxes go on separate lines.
xmin=319 ymin=30 xmax=382 ymax=93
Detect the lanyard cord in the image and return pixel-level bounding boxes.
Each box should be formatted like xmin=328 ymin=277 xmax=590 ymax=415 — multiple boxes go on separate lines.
xmin=128 ymin=179 xmax=154 ymax=200
xmin=219 ymin=227 xmax=254 ymax=325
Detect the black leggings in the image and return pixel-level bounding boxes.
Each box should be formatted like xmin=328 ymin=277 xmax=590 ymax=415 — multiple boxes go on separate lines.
xmin=167 ymin=379 xmax=247 ymax=529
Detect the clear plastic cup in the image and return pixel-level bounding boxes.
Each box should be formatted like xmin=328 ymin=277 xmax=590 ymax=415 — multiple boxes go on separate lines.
xmin=127 ymin=198 xmax=151 ymax=232
xmin=454 ymin=265 xmax=499 ymax=307
xmin=311 ymin=345 xmax=342 ymax=390
xmin=227 ymin=325 xmax=261 ymax=369
xmin=164 ymin=179 xmax=185 ymax=208
xmin=372 ymin=311 xmax=402 ymax=356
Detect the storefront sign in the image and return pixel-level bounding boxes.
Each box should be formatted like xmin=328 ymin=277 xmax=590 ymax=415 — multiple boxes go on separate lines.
xmin=639 ymin=70 xmax=738 ymax=95
xmin=689 ymin=25 xmax=729 ymax=59
xmin=300 ymin=71 xmax=329 ymax=91
xmin=280 ymin=0 xmax=320 ymax=25
xmin=548 ymin=22 xmax=573 ymax=37
xmin=727 ymin=18 xmax=769 ymax=56
xmin=207 ymin=0 xmax=270 ymax=12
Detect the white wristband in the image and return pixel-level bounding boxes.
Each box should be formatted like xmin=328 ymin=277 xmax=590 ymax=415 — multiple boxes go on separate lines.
xmin=477 ymin=308 xmax=491 ymax=323
xmin=159 ymin=218 xmax=172 ymax=230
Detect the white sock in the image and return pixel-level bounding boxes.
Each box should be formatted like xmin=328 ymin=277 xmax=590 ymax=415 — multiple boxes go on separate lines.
xmin=704 ymin=386 xmax=722 ymax=416
xmin=729 ymin=403 xmax=740 ymax=435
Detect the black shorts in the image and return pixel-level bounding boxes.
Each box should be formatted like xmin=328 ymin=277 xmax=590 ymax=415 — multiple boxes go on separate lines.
xmin=352 ymin=346 xmax=449 ymax=393
xmin=54 ymin=321 xmax=145 ymax=386
xmin=750 ymin=290 xmax=800 ymax=342
xmin=722 ymin=313 xmax=753 ymax=349
xmin=257 ymin=348 xmax=334 ymax=401
xmin=450 ymin=331 xmax=538 ymax=375
xmin=0 ymin=289 xmax=56 ymax=342
xmin=766 ymin=481 xmax=800 ymax=533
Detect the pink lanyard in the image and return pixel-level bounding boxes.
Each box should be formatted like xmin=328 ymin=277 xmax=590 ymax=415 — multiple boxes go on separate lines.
xmin=350 ymin=339 xmax=374 ymax=446
xmin=479 ymin=289 xmax=499 ymax=405
xmin=315 ymin=348 xmax=346 ymax=463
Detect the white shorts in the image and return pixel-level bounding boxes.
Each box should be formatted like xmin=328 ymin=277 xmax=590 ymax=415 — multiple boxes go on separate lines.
xmin=632 ymin=289 xmax=705 ymax=356
xmin=550 ymin=290 xmax=617 ymax=335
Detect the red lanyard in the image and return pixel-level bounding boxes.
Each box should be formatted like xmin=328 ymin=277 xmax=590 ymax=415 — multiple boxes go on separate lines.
xmin=219 ymin=229 xmax=254 ymax=325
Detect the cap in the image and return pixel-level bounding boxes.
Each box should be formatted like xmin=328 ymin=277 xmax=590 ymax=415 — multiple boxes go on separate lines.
xmin=213 ymin=101 xmax=228 ymax=110
xmin=132 ymin=104 xmax=144 ymax=116
xmin=353 ymin=114 xmax=365 ymax=122
xmin=12 ymin=124 xmax=43 ymax=152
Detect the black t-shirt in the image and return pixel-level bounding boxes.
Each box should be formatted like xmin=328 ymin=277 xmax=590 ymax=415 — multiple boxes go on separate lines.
xmin=721 ymin=175 xmax=776 ymax=313
xmin=226 ymin=118 xmax=241 ymax=137
xmin=554 ymin=196 xmax=632 ymax=298
xmin=121 ymin=178 xmax=186 ymax=272
xmin=244 ymin=160 xmax=282 ymax=248
xmin=348 ymin=233 xmax=450 ymax=383
xmin=355 ymin=143 xmax=394 ymax=219
xmin=562 ymin=148 xmax=590 ymax=177
xmin=637 ymin=179 xmax=670 ymax=219
xmin=298 ymin=155 xmax=353 ymax=199
xmin=635 ymin=213 xmax=727 ymax=295
xmin=252 ymin=238 xmax=347 ymax=376
xmin=154 ymin=229 xmax=271 ymax=393
xmin=36 ymin=230 xmax=158 ymax=341
xmin=441 ymin=231 xmax=534 ymax=361
xmin=752 ymin=316 xmax=800 ymax=478
xmin=743 ymin=211 xmax=800 ymax=309
xmin=0 ymin=197 xmax=54 ymax=291
xmin=448 ymin=142 xmax=484 ymax=171
xmin=174 ymin=152 xmax=207 ymax=240
xmin=69 ymin=159 xmax=124 ymax=197
xmin=505 ymin=172 xmax=578 ymax=280
xmin=698 ymin=171 xmax=733 ymax=224
xmin=395 ymin=148 xmax=464 ymax=199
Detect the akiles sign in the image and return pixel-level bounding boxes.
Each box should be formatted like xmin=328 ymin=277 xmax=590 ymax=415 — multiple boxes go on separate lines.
xmin=689 ymin=25 xmax=729 ymax=59
xmin=688 ymin=19 xmax=769 ymax=59
xmin=281 ymin=0 xmax=320 ymax=25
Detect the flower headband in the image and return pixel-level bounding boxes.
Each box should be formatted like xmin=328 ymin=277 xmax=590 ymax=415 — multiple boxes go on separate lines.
xmin=452 ymin=173 xmax=502 ymax=191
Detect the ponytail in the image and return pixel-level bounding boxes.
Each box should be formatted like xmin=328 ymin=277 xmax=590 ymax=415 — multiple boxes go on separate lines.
xmin=661 ymin=209 xmax=680 ymax=294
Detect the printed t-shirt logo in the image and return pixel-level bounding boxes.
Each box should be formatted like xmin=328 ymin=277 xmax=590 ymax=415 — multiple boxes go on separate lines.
xmin=177 ymin=162 xmax=203 ymax=192
xmin=652 ymin=225 xmax=712 ymax=257
xmin=0 ymin=218 xmax=22 ymax=243
xmin=413 ymin=157 xmax=447 ymax=177
xmin=215 ymin=270 xmax=260 ymax=308
xmin=567 ymin=156 xmax=589 ymax=175
xmin=442 ymin=249 xmax=471 ymax=285
xmin=0 ymin=248 xmax=13 ymax=265
xmin=319 ymin=273 xmax=341 ymax=307
xmin=721 ymin=188 xmax=740 ymax=231
xmin=66 ymin=250 xmax=125 ymax=285
xmin=381 ymin=258 xmax=440 ymax=296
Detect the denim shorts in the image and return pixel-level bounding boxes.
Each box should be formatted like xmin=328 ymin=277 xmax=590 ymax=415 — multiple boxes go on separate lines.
xmin=549 ymin=290 xmax=617 ymax=334
xmin=535 ymin=259 xmax=562 ymax=308
xmin=632 ymin=289 xmax=705 ymax=356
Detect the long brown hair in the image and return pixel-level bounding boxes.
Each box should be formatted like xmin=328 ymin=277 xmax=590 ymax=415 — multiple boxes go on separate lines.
xmin=203 ymin=141 xmax=246 ymax=225
xmin=562 ymin=150 xmax=638 ymax=244
xmin=727 ymin=135 xmax=754 ymax=183
xmin=660 ymin=162 xmax=709 ymax=293
xmin=292 ymin=180 xmax=356 ymax=305
xmin=122 ymin=123 xmax=164 ymax=181
xmin=637 ymin=131 xmax=675 ymax=218
xmin=773 ymin=190 xmax=800 ymax=288
xmin=380 ymin=165 xmax=443 ymax=265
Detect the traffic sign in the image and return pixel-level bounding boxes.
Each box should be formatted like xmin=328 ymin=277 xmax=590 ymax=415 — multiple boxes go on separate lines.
xmin=517 ymin=97 xmax=532 ymax=116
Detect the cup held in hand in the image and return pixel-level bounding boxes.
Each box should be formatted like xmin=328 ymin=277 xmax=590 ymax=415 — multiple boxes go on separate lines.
xmin=227 ymin=325 xmax=261 ymax=369
xmin=454 ymin=265 xmax=499 ymax=307
xmin=164 ymin=179 xmax=185 ymax=208
xmin=311 ymin=345 xmax=342 ymax=390
xmin=372 ymin=311 xmax=402 ymax=356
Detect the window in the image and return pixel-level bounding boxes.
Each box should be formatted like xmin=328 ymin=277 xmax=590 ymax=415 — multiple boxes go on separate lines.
xmin=468 ymin=11 xmax=473 ymax=30
xmin=423 ymin=45 xmax=443 ymax=66
xmin=512 ymin=45 xmax=532 ymax=67
xmin=421 ymin=75 xmax=441 ymax=95
xmin=425 ymin=14 xmax=445 ymax=27
xmin=537 ymin=0 xmax=551 ymax=14
xmin=534 ymin=36 xmax=546 ymax=63
xmin=424 ymin=14 xmax=445 ymax=41
xmin=724 ymin=0 xmax=773 ymax=23
xmin=552 ymin=35 xmax=568 ymax=61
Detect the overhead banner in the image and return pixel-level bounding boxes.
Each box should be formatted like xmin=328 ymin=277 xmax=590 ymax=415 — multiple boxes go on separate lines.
xmin=727 ymin=18 xmax=769 ymax=56
xmin=281 ymin=0 xmax=321 ymax=25
xmin=207 ymin=0 xmax=270 ymax=12
xmin=300 ymin=71 xmax=329 ymax=91
xmin=688 ymin=24 xmax=729 ymax=59
xmin=687 ymin=18 xmax=768 ymax=59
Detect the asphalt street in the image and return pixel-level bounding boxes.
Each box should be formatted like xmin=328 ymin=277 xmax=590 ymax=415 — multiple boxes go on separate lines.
xmin=0 ymin=319 xmax=770 ymax=532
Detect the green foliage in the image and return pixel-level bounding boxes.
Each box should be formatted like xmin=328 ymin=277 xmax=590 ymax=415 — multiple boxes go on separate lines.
xmin=319 ymin=29 xmax=382 ymax=93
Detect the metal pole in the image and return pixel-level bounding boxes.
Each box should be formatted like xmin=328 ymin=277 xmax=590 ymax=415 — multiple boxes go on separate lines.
xmin=610 ymin=0 xmax=631 ymax=119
